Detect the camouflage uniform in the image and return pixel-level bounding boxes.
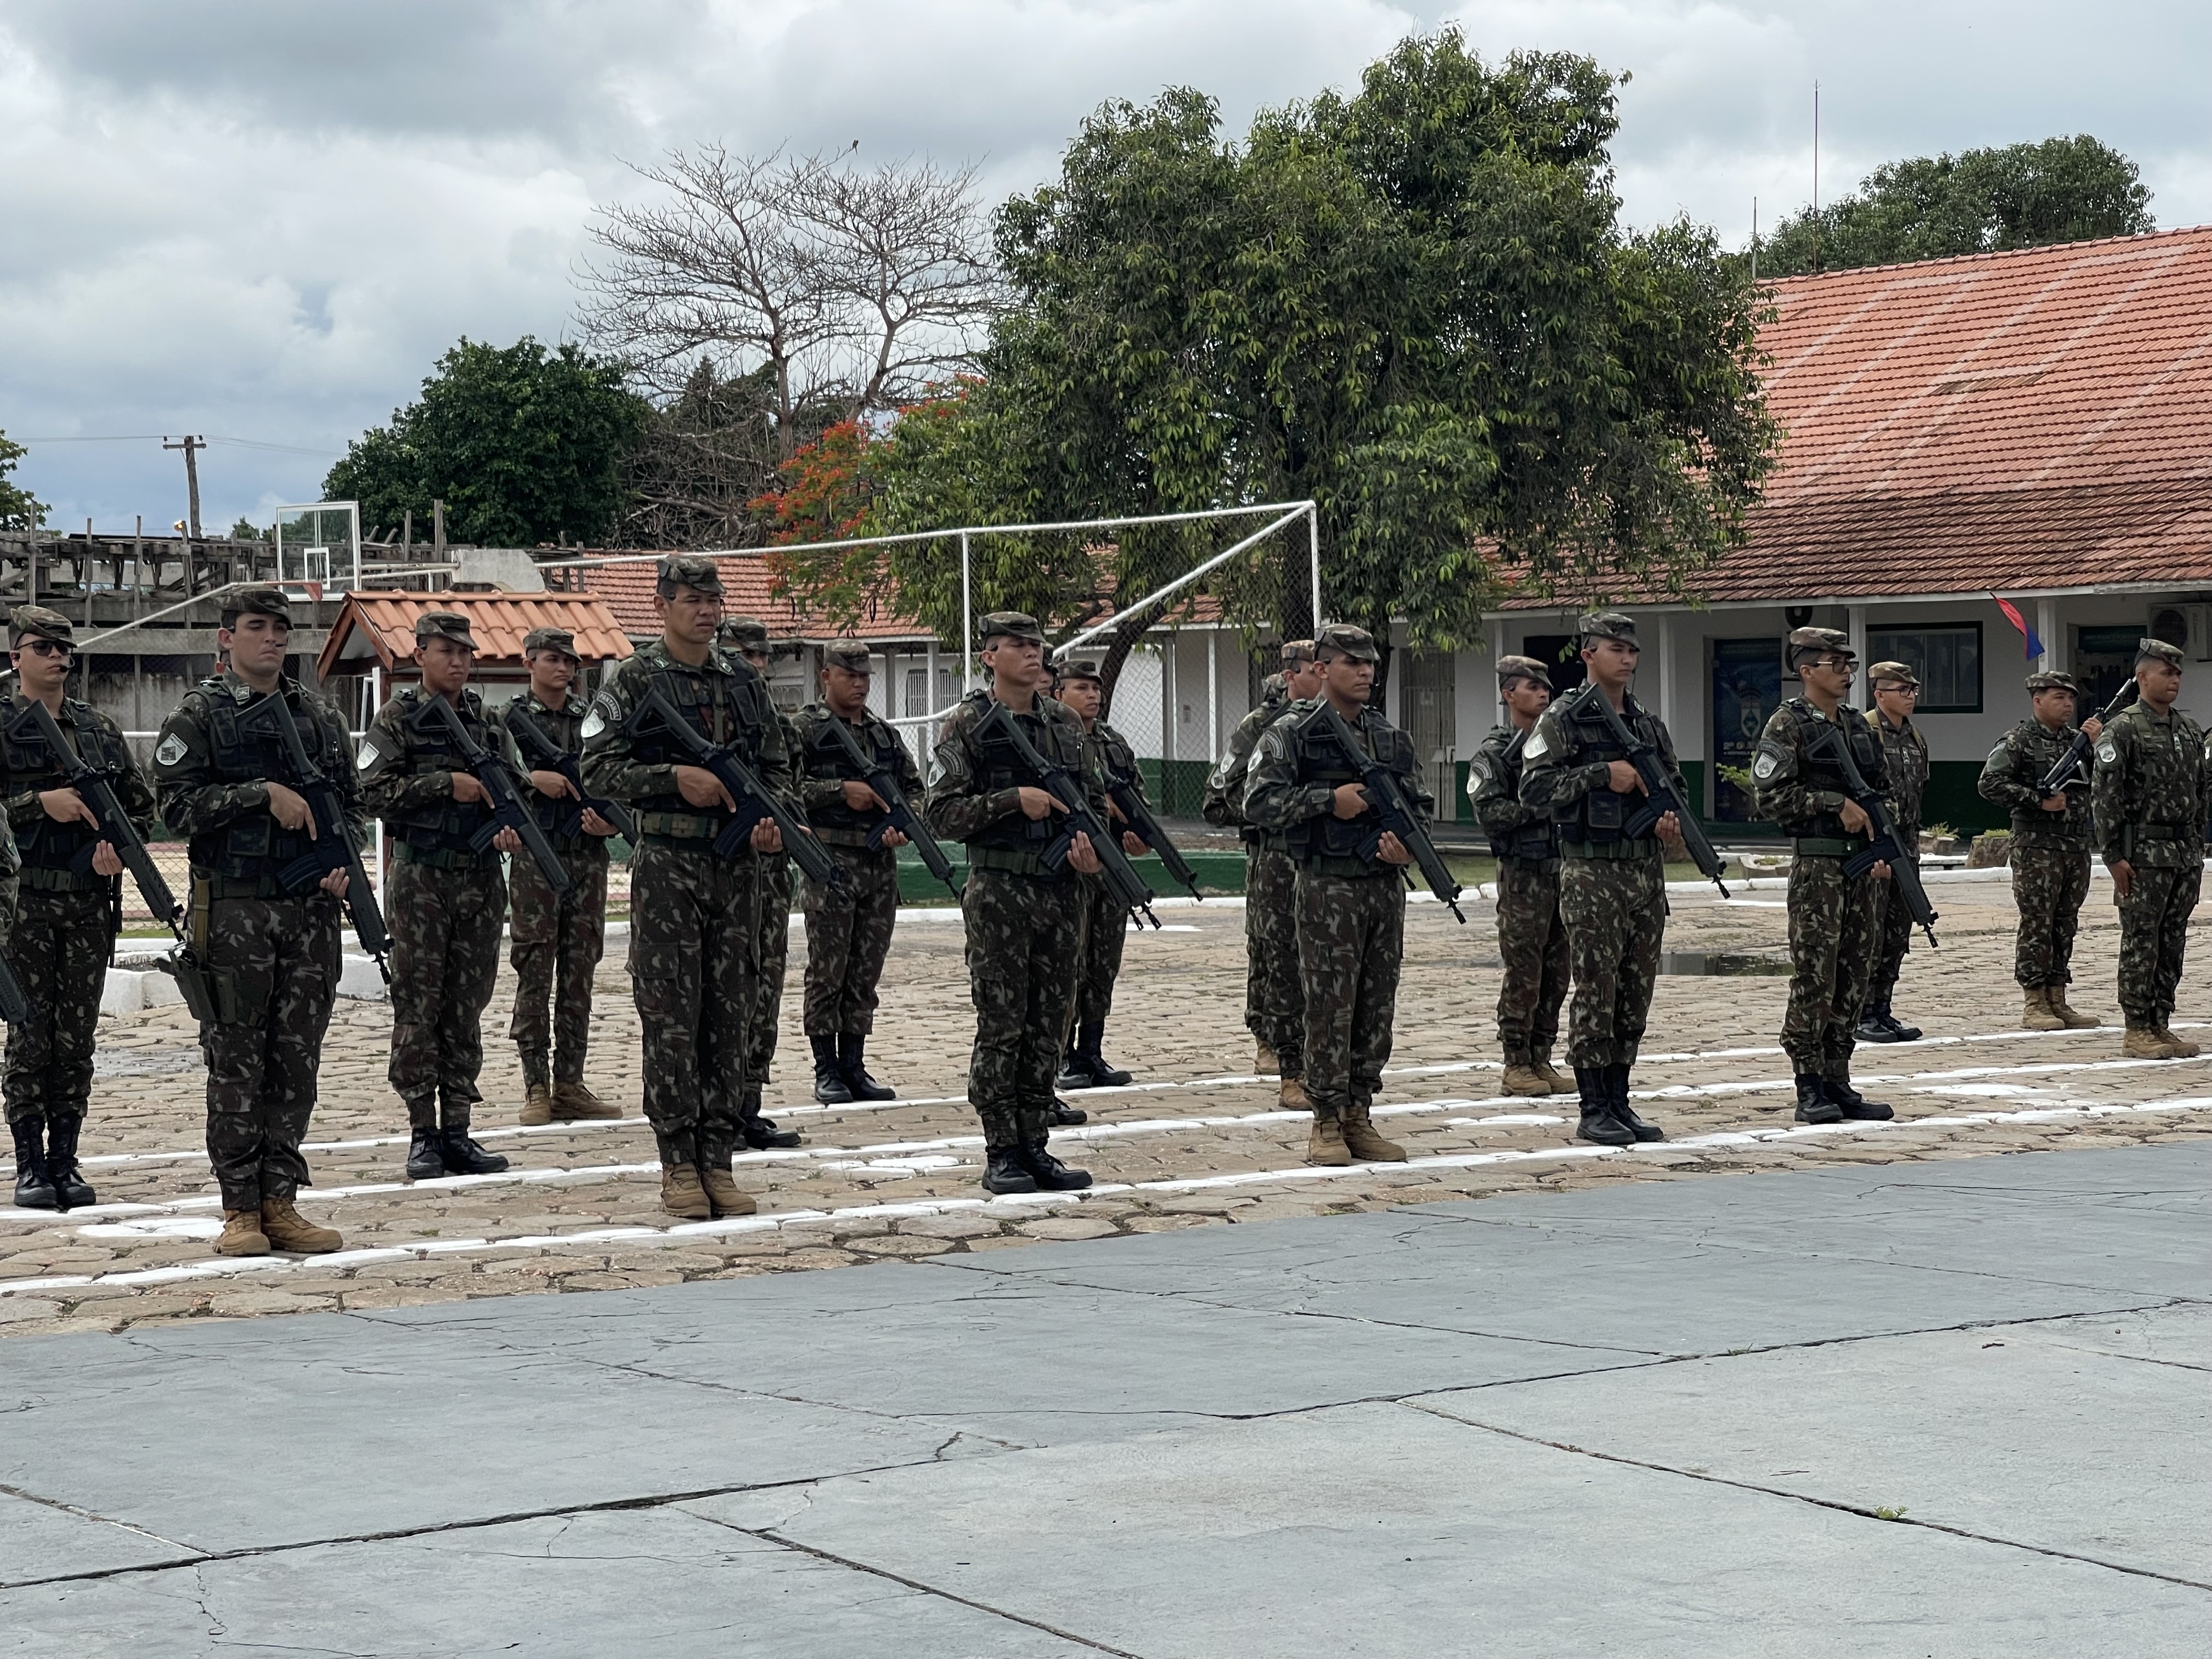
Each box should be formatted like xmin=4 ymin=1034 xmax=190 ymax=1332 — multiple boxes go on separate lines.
xmin=1861 ymin=675 xmax=1929 ymax=1018
xmin=1244 ymin=625 xmax=1431 ymax=1161
xmin=1203 ymin=671 xmax=1302 ymax=1076
xmin=581 ymin=623 xmax=798 ymax=1174
xmin=791 ymin=691 xmax=918 ymax=1042
xmin=1468 ymin=666 xmax=1567 ymax=1077
xmin=1073 ymin=716 xmax=1145 ymax=1032
xmin=488 ymin=681 xmax=610 ymax=1096
xmin=723 ymin=619 xmax=798 ymax=1132
xmin=1978 ymin=687 xmax=2095 ymax=995
xmin=2091 ymin=645 xmax=2212 ymax=1040
xmin=155 ymin=652 xmax=362 ymax=1214
xmin=923 ymin=672 xmax=1103 ymax=1154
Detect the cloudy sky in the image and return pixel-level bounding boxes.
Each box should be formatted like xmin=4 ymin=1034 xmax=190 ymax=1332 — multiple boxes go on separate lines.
xmin=3 ymin=0 xmax=2207 ymax=534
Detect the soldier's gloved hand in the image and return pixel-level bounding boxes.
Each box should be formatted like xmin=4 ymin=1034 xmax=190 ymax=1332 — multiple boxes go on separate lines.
xmin=266 ymin=781 xmax=316 ymax=835
xmin=751 ymin=819 xmax=785 ymax=854
xmin=842 ymin=780 xmax=890 ymax=812
xmin=2112 ymin=858 xmax=2135 ymax=899
xmin=674 ymin=765 xmax=736 ymax=812
xmin=38 ymin=786 xmax=97 ymax=826
xmin=450 ymin=771 xmax=492 ymax=805
xmin=90 ymin=839 xmax=124 ymax=878
xmin=1839 ymin=797 xmax=1873 ymax=836
xmin=1331 ymin=783 xmax=1370 ymax=819
xmin=1376 ymin=831 xmax=1412 ymax=866
xmin=580 ymin=808 xmax=619 ymax=837
xmin=1122 ymin=831 xmax=1149 ymax=856
xmin=530 ymin=769 xmax=576 ymax=800
xmin=1067 ymin=830 xmax=1103 ymax=874
xmin=319 ymin=868 xmax=350 ymax=899
xmin=1016 ymin=786 xmax=1064 ymax=821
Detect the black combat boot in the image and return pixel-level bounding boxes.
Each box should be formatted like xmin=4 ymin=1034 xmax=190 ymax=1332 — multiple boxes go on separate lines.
xmin=740 ymin=1087 xmax=802 ymax=1149
xmin=1823 ymin=1076 xmax=1894 ymax=1121
xmin=1608 ymin=1065 xmax=1664 ymax=1142
xmin=810 ymin=1034 xmax=854 ymax=1104
xmin=1020 ymin=1138 xmax=1093 ymax=1191
xmin=1047 ymin=1096 xmax=1088 ymax=1126
xmin=404 ymin=1126 xmax=446 ymax=1181
xmin=43 ymin=1117 xmax=95 ymax=1209
xmin=440 ymin=1126 xmax=510 ymax=1175
xmin=981 ymin=1146 xmax=1038 ymax=1194
xmin=1077 ymin=1020 xmax=1132 ymax=1087
xmin=1883 ymin=1006 xmax=1923 ymax=1043
xmin=1056 ymin=1045 xmax=1098 ymax=1090
xmin=838 ymin=1033 xmax=895 ymax=1101
xmin=1793 ymin=1073 xmax=1842 ymax=1124
xmin=10 ymin=1118 xmax=57 ymax=1210
xmin=1573 ymin=1066 xmax=1633 ymax=1147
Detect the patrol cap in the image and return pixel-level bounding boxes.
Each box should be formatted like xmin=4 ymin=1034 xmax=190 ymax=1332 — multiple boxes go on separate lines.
xmin=415 ymin=611 xmax=477 ymax=650
xmin=224 ymin=585 xmax=292 ymax=624
xmin=821 ymin=640 xmax=872 ymax=673
xmin=1866 ymin=659 xmax=1918 ymax=686
xmin=1315 ymin=622 xmax=1379 ymax=662
xmin=657 ymin=554 xmax=724 ymax=596
xmin=2138 ymin=636 xmax=2185 ymax=669
xmin=1279 ymin=639 xmax=1317 ymax=668
xmin=979 ymin=611 xmax=1045 ymax=646
xmin=2025 ymin=670 xmax=2080 ymax=695
xmin=1787 ymin=625 xmax=1855 ymax=662
xmin=1497 ymin=653 xmax=1552 ymax=689
xmin=9 ymin=605 xmax=75 ymax=648
xmin=1058 ymin=658 xmax=1102 ymax=684
xmin=523 ymin=625 xmax=577 ymax=659
xmin=1577 ymin=612 xmax=1639 ymax=646
xmin=720 ymin=617 xmax=771 ymax=653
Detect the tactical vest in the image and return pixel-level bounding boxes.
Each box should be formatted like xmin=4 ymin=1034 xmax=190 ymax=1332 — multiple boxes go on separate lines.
xmin=1773 ymin=702 xmax=1883 ymax=840
xmin=387 ymin=689 xmax=498 ymax=865
xmin=629 ymin=659 xmax=772 ymax=840
xmin=1547 ymin=699 xmax=1646 ymax=849
xmin=800 ymin=712 xmax=895 ymax=843
xmin=2 ymin=697 xmax=125 ymax=883
xmin=190 ymin=682 xmax=342 ymax=886
xmin=1279 ymin=706 xmax=1414 ymax=872
xmin=506 ymin=698 xmax=588 ymax=853
xmin=1484 ymin=735 xmax=1555 ymax=861
xmin=961 ymin=695 xmax=1087 ymax=862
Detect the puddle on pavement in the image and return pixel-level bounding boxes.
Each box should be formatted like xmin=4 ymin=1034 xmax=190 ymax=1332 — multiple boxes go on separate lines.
xmin=1660 ymin=951 xmax=1791 ymax=977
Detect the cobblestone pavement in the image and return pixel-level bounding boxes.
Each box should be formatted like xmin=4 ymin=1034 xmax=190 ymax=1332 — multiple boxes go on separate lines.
xmin=5 ymin=877 xmax=2208 ymax=1336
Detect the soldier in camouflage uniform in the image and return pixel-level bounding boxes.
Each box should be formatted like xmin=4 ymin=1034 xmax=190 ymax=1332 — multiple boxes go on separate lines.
xmin=1856 ymin=661 xmax=1931 ymax=1043
xmin=791 ymin=641 xmax=916 ymax=1105
xmin=1749 ymin=626 xmax=1898 ymax=1125
xmin=922 ymin=612 xmax=1099 ymax=1195
xmin=489 ymin=627 xmax=621 ymax=1126
xmin=1053 ymin=658 xmax=1155 ymax=1092
xmin=2091 ymin=636 xmax=2212 ymax=1059
xmin=584 ymin=557 xmax=800 ymax=1217
xmin=153 ymin=585 xmax=354 ymax=1255
xmin=1203 ymin=640 xmax=1324 ymax=1106
xmin=1 ymin=606 xmax=156 ymax=1212
xmin=1245 ymin=623 xmax=1427 ymax=1167
xmin=360 ymin=612 xmax=519 ymax=1182
xmin=1519 ymin=613 xmax=1684 ymax=1146
xmin=1977 ymin=670 xmax=2104 ymax=1031
xmin=719 ymin=617 xmax=803 ymax=1149
xmin=1469 ymin=653 xmax=1569 ymax=1097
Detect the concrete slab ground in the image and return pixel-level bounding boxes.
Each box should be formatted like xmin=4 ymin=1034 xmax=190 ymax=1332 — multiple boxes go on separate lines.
xmin=3 ymin=1143 xmax=2205 ymax=1657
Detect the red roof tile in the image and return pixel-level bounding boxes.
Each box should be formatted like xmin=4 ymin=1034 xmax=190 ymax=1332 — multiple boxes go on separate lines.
xmin=554 ymin=552 xmax=934 ymax=642
xmin=317 ymin=591 xmax=635 ymax=678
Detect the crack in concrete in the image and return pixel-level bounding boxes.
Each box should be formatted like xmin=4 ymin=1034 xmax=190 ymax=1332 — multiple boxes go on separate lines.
xmin=0 ymin=1478 xmax=204 ymax=1555
xmin=1400 ymin=1397 xmax=2212 ymax=1595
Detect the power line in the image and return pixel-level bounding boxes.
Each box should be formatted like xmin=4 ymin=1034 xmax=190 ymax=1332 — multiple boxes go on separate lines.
xmin=15 ymin=433 xmax=340 ymax=456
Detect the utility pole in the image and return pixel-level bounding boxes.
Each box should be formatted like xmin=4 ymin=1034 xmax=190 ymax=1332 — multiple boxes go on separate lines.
xmin=1812 ymin=83 xmax=1821 ymax=275
xmin=163 ymin=435 xmax=206 ymax=537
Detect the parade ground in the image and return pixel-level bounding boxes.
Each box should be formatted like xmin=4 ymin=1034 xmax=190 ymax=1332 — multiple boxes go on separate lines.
xmin=4 ymin=875 xmax=2209 ymax=1654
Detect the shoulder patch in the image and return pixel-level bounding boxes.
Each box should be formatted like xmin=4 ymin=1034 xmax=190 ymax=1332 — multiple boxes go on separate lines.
xmin=153 ymin=732 xmax=189 ymax=768
xmin=1207 ymin=749 xmax=1242 ymax=791
xmin=1520 ymin=726 xmax=1549 ymax=763
xmin=1987 ymin=743 xmax=2010 ymax=770
xmin=2096 ymin=740 xmax=2118 ymax=765
xmin=1751 ymin=748 xmax=1781 ymax=782
xmin=356 ymin=738 xmax=379 ymax=771
xmin=1468 ymin=756 xmax=1491 ymax=786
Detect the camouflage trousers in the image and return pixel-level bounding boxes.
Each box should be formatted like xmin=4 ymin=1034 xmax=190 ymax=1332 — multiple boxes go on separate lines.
xmin=960 ymin=868 xmax=1081 ymax=1148
xmin=1783 ymin=856 xmax=1878 ymax=1077
xmin=1073 ymin=870 xmax=1127 ymax=1030
xmin=1494 ymin=856 xmax=1568 ymax=1059
xmin=0 ymin=870 xmax=15 ymax=957
xmin=748 ymin=854 xmax=792 ymax=1091
xmin=1 ymin=884 xmax=114 ymax=1127
xmin=1296 ymin=870 xmax=1404 ymax=1120
xmin=801 ymin=843 xmax=899 ymax=1036
xmin=1243 ymin=844 xmax=1304 ymax=1075
xmin=2115 ymin=861 xmax=2200 ymax=1024
xmin=507 ymin=845 xmax=608 ymax=1088
xmin=1559 ymin=855 xmax=1666 ymax=1069
xmin=199 ymin=893 xmax=340 ymax=1210
xmin=2011 ymin=838 xmax=2092 ymax=989
xmin=629 ymin=839 xmax=759 ymax=1166
xmin=387 ymin=859 xmax=507 ymax=1133
xmin=1865 ymin=849 xmax=1918 ymax=1005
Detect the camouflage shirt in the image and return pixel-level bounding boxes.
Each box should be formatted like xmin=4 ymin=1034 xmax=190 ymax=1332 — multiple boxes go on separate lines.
xmin=0 ymin=691 xmax=157 ymax=884
xmin=1203 ymin=678 xmax=1288 ymax=834
xmin=2091 ymin=699 xmax=2212 ymax=867
xmin=922 ymin=688 xmax=1105 ymax=848
xmin=1978 ymin=718 xmax=2094 ymax=844
xmin=1865 ymin=708 xmax=1929 ymax=831
xmin=359 ymin=684 xmax=520 ymax=867
xmin=789 ymin=701 xmax=925 ymax=845
xmin=154 ymin=669 xmax=366 ymax=879
xmin=1748 ymin=697 xmax=1893 ymax=838
xmin=1468 ymin=720 xmax=1553 ymax=861
xmin=578 ymin=638 xmax=799 ymax=826
xmin=487 ymin=688 xmax=606 ymax=856
xmin=1243 ymin=699 xmax=1433 ymax=871
xmin=1517 ymin=687 xmax=1690 ymax=849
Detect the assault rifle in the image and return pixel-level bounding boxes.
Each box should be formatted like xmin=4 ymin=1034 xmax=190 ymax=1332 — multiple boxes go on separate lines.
xmin=504 ymin=704 xmax=639 ymax=844
xmin=1315 ymin=704 xmax=1466 ymax=923
xmin=820 ymin=714 xmax=960 ymax=895
xmin=1815 ymin=721 xmax=1940 ymax=947
xmin=2036 ymin=681 xmax=2139 ymax=798
xmin=8 ymin=698 xmax=183 ymax=938
xmin=1104 ymin=766 xmax=1201 ymax=900
xmin=973 ymin=701 xmax=1159 ymax=928
xmin=626 ymin=681 xmax=840 ymax=889
xmin=407 ymin=695 xmax=572 ymax=896
xmin=1568 ymin=682 xmax=1732 ymax=898
xmin=237 ymin=695 xmax=392 ymax=979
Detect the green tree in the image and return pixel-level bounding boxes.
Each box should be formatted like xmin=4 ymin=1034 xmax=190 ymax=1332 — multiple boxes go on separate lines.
xmin=325 ymin=337 xmax=651 ymax=546
xmin=0 ymin=432 xmax=47 ymax=532
xmin=1761 ymin=135 xmax=2153 ymax=276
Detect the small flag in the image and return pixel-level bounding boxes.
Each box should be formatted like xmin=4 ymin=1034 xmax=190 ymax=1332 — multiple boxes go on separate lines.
xmin=1993 ymin=594 xmax=2044 ymax=660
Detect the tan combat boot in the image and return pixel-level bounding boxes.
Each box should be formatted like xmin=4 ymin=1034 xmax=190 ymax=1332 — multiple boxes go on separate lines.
xmin=1306 ymin=1113 xmax=1353 ymax=1166
xmin=698 ymin=1165 xmax=757 ymax=1219
xmin=552 ymin=1081 xmax=622 ymax=1120
xmin=1531 ymin=1049 xmax=1570 ymax=1092
xmin=660 ymin=1165 xmax=712 ymax=1220
xmin=2122 ymin=1024 xmax=2177 ymax=1060
xmin=215 ymin=1209 xmax=270 ymax=1256
xmin=1279 ymin=1076 xmax=1313 ymax=1112
xmin=2045 ymin=987 xmax=2100 ymax=1030
xmin=259 ymin=1195 xmax=341 ymax=1254
xmin=1501 ymin=1051 xmax=1552 ymax=1096
xmin=2021 ymin=986 xmax=2065 ymax=1031
xmin=1341 ymin=1103 xmax=1408 ymax=1163
xmin=519 ymin=1083 xmax=555 ymax=1126
xmin=2156 ymin=1023 xmax=2201 ymax=1058
xmin=1255 ymin=1042 xmax=1282 ymax=1076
